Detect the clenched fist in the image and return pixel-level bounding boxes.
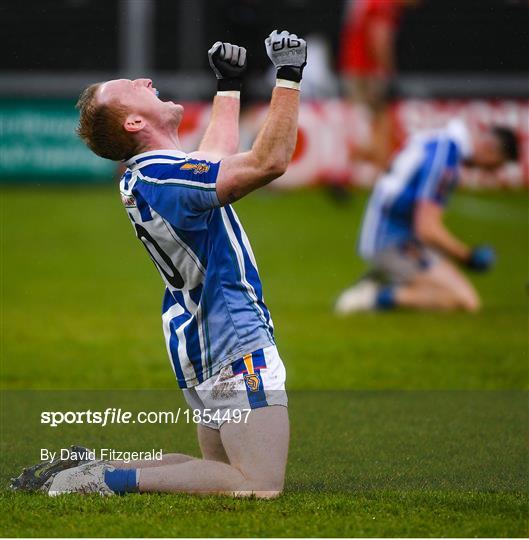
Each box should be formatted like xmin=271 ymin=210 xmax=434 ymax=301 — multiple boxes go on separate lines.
xmin=208 ymin=41 xmax=247 ymax=91
xmin=265 ymin=30 xmax=307 ymax=83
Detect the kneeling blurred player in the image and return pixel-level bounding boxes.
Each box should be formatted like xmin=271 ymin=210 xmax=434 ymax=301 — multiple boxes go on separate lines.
xmin=335 ymin=119 xmax=518 ymax=313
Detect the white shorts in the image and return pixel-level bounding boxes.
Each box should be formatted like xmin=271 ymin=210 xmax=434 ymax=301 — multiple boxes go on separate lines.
xmin=182 ymin=345 xmax=287 ymax=430
xmin=369 ymin=240 xmax=440 ymax=284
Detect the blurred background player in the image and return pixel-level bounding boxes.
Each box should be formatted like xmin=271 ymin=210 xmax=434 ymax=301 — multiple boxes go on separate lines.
xmin=338 ymin=0 xmax=416 ymax=172
xmin=335 ymin=119 xmax=519 ymax=314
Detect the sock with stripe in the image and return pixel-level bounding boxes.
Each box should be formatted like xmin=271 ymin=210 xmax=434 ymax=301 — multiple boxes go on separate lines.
xmin=375 ymin=286 xmax=396 ymax=310
xmin=104 ymin=468 xmax=139 ymax=494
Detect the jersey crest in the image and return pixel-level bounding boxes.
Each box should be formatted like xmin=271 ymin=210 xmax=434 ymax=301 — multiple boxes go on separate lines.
xmin=244 ymin=373 xmax=261 ymax=392
xmin=180 ymin=162 xmax=210 ymax=174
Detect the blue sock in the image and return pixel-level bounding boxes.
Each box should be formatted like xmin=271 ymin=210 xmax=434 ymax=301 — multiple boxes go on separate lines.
xmin=376 ymin=286 xmax=396 ymax=310
xmin=104 ymin=468 xmax=139 ymax=494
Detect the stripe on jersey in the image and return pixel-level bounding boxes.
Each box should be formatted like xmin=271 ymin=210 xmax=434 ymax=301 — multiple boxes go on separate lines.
xmin=171 ymin=225 xmax=209 ymax=270
xmin=199 ymin=292 xmax=213 ymax=379
xmin=161 ymin=221 xmax=207 ymax=277
xmin=122 ymin=170 xmax=132 ymax=190
xmin=358 ymin=194 xmax=384 ymax=258
xmin=172 ymin=289 xmax=206 ymax=385
xmin=126 ymin=150 xmax=188 ymax=169
xmin=139 ymin=162 xmax=218 ymax=185
xmin=224 ymin=206 xmax=273 ymax=335
xmin=135 ymin=159 xmax=187 ymax=170
xmin=136 ymin=172 xmax=217 ymax=192
xmin=136 ymin=154 xmax=187 ymax=164
xmin=220 ymin=207 xmax=273 ymax=341
xmin=162 ymin=296 xmax=191 ymax=386
xmin=419 ymin=138 xmax=451 ymax=200
xmin=162 ymin=290 xmax=206 ymax=387
xmin=358 ymin=141 xmax=424 ymax=258
xmin=228 ymin=209 xmax=274 ymax=332
xmin=133 ymin=188 xmax=153 ymax=222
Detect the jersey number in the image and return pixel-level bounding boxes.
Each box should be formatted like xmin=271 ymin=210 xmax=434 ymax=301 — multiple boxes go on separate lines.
xmin=134 ymin=223 xmax=185 ymax=289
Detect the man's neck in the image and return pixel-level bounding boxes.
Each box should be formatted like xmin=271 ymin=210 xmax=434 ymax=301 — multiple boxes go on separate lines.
xmin=138 ymin=130 xmax=182 ymax=153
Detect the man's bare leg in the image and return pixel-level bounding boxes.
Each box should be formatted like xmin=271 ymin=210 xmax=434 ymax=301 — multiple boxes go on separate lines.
xmin=109 ymin=453 xmax=196 ymax=469
xmin=108 ymin=423 xmax=232 ymax=470
xmin=107 ymin=421 xmax=231 ymax=470
xmin=221 ymin=405 xmax=289 ymax=496
xmin=198 ymin=424 xmax=230 ymax=463
xmin=137 ymin=406 xmax=289 ymax=498
xmin=351 ymin=105 xmax=393 ymax=170
xmin=395 ymin=258 xmax=480 ymax=312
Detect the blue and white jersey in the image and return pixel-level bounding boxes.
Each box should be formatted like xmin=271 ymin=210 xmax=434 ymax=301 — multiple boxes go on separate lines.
xmin=358 ymin=119 xmax=472 ymax=259
xmin=119 ymin=150 xmax=274 ymax=388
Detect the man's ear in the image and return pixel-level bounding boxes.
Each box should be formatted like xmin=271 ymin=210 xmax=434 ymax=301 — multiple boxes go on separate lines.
xmin=123 ymin=115 xmax=145 ymax=133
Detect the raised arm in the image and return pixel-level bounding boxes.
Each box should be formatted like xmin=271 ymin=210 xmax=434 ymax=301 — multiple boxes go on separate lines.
xmin=415 ymin=200 xmax=496 ymax=272
xmin=197 ymin=93 xmax=241 ymax=159
xmin=215 ymin=30 xmax=307 ymax=205
xmin=216 ymin=87 xmax=299 ymax=204
xmin=415 ymin=200 xmax=470 ymax=261
xmin=195 ymin=42 xmax=247 ymax=160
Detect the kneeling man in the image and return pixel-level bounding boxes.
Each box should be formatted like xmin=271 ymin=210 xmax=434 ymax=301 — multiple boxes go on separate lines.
xmin=335 ymin=119 xmax=518 ymax=313
xmin=13 ymin=30 xmax=306 ymax=498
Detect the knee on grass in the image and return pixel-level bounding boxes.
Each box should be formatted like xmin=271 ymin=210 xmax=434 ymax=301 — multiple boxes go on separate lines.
xmin=459 ymin=295 xmax=480 ymax=312
xmin=452 ymin=289 xmax=481 ymax=312
xmin=448 ymin=295 xmax=480 ymax=312
xmin=232 ymin=488 xmax=283 ymax=499
xmin=233 ymin=469 xmax=285 ymax=499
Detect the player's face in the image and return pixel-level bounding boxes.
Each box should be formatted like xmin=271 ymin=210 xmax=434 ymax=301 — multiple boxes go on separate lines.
xmin=98 ymin=78 xmax=184 ymax=128
xmin=472 ymin=132 xmax=505 ymax=170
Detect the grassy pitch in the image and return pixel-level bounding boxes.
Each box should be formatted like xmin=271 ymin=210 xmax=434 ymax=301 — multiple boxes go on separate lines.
xmin=1 ymin=186 xmax=527 ymax=537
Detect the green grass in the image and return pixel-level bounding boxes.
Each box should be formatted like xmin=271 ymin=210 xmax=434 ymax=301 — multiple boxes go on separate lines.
xmin=1 ymin=186 xmax=528 ymax=537
xmin=1 ymin=491 xmax=526 ymax=537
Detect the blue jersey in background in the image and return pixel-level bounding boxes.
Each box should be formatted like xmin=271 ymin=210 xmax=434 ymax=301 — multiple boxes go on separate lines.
xmin=358 ymin=119 xmax=472 ymax=259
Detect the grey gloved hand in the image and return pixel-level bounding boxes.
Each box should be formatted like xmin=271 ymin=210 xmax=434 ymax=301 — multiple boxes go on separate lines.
xmin=208 ymin=41 xmax=247 ymax=91
xmin=265 ymin=29 xmax=307 ymax=83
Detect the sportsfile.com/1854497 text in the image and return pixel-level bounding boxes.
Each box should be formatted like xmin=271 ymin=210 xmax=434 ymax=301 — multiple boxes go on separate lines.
xmin=40 ymin=408 xmax=252 ymax=427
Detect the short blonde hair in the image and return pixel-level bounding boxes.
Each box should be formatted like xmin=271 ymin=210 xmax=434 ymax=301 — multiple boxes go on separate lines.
xmin=76 ymin=83 xmax=139 ymax=161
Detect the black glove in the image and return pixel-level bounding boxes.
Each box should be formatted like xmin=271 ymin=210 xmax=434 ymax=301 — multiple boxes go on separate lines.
xmin=208 ymin=41 xmax=247 ymax=91
xmin=466 ymin=245 xmax=496 ymax=272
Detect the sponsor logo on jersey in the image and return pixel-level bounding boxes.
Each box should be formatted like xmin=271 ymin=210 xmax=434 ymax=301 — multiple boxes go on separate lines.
xmin=180 ymin=162 xmax=210 ymax=174
xmin=244 ymin=373 xmax=261 ymax=393
xmin=121 ymin=192 xmax=136 ymax=208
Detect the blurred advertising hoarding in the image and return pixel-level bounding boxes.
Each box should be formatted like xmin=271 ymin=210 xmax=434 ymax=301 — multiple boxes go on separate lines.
xmin=1 ymin=99 xmax=527 ymax=186
xmin=0 ymin=99 xmax=114 ymax=182
xmin=249 ymin=99 xmax=528 ymax=189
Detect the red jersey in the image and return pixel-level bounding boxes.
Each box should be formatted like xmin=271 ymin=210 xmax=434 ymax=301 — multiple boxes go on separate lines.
xmin=339 ymin=0 xmax=403 ymax=77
